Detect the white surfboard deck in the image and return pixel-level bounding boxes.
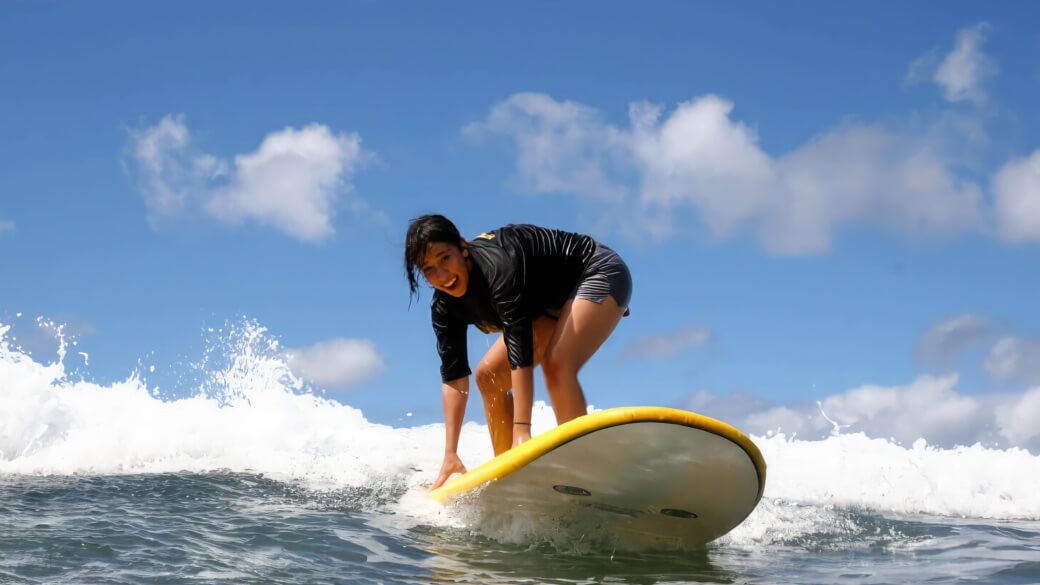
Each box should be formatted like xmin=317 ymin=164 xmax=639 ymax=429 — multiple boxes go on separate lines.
xmin=429 ymin=407 xmax=767 ymax=548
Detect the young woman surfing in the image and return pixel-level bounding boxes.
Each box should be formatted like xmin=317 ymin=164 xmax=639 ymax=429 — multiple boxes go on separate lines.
xmin=404 ymin=215 xmax=633 ymax=489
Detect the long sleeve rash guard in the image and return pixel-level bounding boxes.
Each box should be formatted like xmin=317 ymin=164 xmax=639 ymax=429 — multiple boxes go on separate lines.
xmin=431 ymin=224 xmax=597 ymax=382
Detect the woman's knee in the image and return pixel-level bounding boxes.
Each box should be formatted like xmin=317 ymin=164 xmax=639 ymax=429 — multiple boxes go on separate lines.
xmin=475 ymin=361 xmax=507 ymax=395
xmin=541 ymin=351 xmax=578 ymax=388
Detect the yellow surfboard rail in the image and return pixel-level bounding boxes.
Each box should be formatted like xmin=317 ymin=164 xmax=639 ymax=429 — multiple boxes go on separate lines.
xmin=428 ymin=406 xmax=767 ymax=504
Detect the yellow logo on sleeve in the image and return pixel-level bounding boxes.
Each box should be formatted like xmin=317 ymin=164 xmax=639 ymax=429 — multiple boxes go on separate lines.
xmin=476 ymin=232 xmax=496 ymax=240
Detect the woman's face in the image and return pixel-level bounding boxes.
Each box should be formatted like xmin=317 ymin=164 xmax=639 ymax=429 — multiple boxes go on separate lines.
xmin=420 ymin=241 xmax=470 ymax=297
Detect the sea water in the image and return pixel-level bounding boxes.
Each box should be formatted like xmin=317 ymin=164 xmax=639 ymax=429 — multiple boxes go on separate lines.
xmin=1 ymin=320 xmax=1038 ymax=584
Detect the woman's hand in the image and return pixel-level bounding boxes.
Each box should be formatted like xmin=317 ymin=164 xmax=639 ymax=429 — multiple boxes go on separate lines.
xmin=434 ymin=378 xmax=469 ymax=490
xmin=432 ymin=452 xmax=467 ymax=489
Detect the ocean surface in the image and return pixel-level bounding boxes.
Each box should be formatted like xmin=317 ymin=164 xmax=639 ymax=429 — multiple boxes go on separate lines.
xmin=2 ymin=321 xmax=1039 ymax=584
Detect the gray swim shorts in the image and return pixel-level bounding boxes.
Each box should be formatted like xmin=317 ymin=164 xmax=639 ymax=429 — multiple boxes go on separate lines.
xmin=571 ymin=242 xmax=633 ymax=312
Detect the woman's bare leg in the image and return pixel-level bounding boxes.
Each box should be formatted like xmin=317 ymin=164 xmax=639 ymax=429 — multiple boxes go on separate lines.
xmin=541 ymin=296 xmax=627 ymax=424
xmin=474 ymin=316 xmax=556 ymax=455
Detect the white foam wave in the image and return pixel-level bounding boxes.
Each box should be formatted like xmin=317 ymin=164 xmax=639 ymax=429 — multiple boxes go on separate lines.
xmin=725 ymin=432 xmax=1040 ymax=546
xmin=1 ymin=319 xmax=1038 ymax=531
xmin=0 ymin=320 xmax=436 ymax=487
xmin=751 ymin=431 xmax=1040 ymax=520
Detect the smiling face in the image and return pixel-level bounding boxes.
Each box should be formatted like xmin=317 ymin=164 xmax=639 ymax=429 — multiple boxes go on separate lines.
xmin=420 ymin=240 xmax=470 ymax=297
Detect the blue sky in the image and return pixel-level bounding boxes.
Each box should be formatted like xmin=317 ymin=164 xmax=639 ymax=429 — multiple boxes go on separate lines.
xmin=2 ymin=2 xmax=1039 ymax=448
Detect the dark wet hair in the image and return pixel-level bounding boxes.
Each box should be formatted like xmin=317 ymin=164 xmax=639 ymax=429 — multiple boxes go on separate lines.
xmin=404 ymin=214 xmax=463 ymax=302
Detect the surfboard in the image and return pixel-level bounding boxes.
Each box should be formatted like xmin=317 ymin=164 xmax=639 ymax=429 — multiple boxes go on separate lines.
xmin=428 ymin=406 xmax=767 ymax=548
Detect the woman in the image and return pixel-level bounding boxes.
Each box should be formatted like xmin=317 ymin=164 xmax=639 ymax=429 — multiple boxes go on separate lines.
xmin=405 ymin=215 xmax=632 ymax=489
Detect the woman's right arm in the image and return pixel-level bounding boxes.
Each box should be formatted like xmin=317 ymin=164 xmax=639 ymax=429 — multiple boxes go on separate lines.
xmin=433 ymin=376 xmax=470 ymax=489
xmin=430 ymin=296 xmax=471 ymax=489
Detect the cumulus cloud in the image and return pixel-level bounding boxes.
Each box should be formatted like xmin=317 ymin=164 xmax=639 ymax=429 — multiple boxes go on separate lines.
xmin=619 ymin=325 xmax=713 ymax=361
xmin=205 ymin=125 xmax=365 ymax=242
xmin=774 ymin=124 xmax=982 ymax=253
xmin=469 ymin=92 xmax=984 ymax=254
xmin=992 ymin=150 xmax=1040 ymax=243
xmin=684 ymin=390 xmax=768 ymax=426
xmin=995 ymin=387 xmax=1040 ymax=445
xmin=463 ymin=92 xmax=629 ymax=203
xmin=905 ymin=49 xmax=941 ymax=87
xmin=914 ymin=315 xmax=1040 ymax=385
xmin=129 ymin=115 xmax=226 ymax=223
xmin=984 ymin=336 xmax=1040 ymax=385
xmin=813 ymin=375 xmax=986 ymax=447
xmin=907 ymin=23 xmax=997 ymax=105
xmin=915 ymin=313 xmax=992 ymax=369
xmin=0 ymin=219 xmax=13 ymax=233
xmin=127 ymin=115 xmax=371 ymax=243
xmin=628 ymin=97 xmax=777 ymax=242
xmin=933 ymin=23 xmax=997 ymax=105
xmin=686 ymin=374 xmax=1040 ymax=452
xmin=284 ymin=338 xmax=384 ymax=391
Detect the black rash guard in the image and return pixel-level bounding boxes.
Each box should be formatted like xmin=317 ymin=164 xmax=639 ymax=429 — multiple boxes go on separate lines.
xmin=431 ymin=224 xmax=597 ymax=382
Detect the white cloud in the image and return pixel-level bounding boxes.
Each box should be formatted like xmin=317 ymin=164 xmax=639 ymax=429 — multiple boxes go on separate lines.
xmin=628 ymin=97 xmax=777 ymax=243
xmin=915 ymin=313 xmax=992 ymax=368
xmin=285 ymin=338 xmax=384 ymax=390
xmin=463 ymin=92 xmax=628 ymax=203
xmin=619 ymin=325 xmax=713 ymax=361
xmin=771 ymin=124 xmax=982 ymax=253
xmin=992 ymin=150 xmax=1040 ymax=242
xmin=995 ymin=386 xmax=1040 ymax=445
xmin=470 ymin=93 xmax=984 ymax=254
xmin=814 ymin=375 xmax=985 ymax=447
xmin=933 ymin=22 xmax=997 ymax=105
xmin=984 ymin=336 xmax=1040 ymax=385
xmin=744 ymin=406 xmax=809 ymax=437
xmin=0 ymin=219 xmax=14 ymax=233
xmin=129 ymin=114 xmax=224 ymax=223
xmin=684 ymin=390 xmax=770 ymax=430
xmin=205 ymin=125 xmax=364 ymax=243
xmin=128 ymin=115 xmax=371 ymax=243
xmin=905 ymin=49 xmax=940 ymax=86
xmin=686 ymin=374 xmax=1040 ymax=452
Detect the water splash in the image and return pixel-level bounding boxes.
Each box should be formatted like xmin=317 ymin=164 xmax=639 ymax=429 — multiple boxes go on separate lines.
xmin=0 ymin=318 xmax=435 ymax=490
xmin=1 ymin=316 xmax=1039 ymax=546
